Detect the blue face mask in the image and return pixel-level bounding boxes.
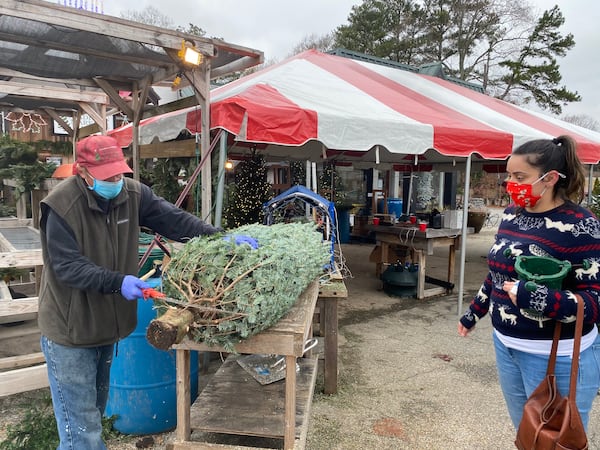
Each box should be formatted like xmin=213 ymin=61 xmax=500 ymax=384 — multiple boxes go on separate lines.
xmin=88 ymin=178 xmax=124 ymax=200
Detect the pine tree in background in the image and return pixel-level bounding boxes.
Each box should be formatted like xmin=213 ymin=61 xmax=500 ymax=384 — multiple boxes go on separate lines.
xmin=224 ymin=152 xmax=273 ymax=228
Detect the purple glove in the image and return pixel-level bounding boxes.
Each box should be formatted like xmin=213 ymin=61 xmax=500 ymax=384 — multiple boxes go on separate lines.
xmin=223 ymin=234 xmax=259 ymax=249
xmin=120 ymin=275 xmax=150 ymax=301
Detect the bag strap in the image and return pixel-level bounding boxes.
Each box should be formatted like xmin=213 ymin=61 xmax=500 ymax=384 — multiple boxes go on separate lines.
xmin=569 ymin=296 xmax=585 ymax=400
xmin=546 ymin=296 xmax=585 ymax=400
xmin=546 ymin=319 xmax=561 ymax=376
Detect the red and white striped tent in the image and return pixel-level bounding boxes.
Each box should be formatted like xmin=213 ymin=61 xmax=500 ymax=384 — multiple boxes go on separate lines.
xmin=110 ymin=49 xmax=600 ymax=166
xmin=109 ymin=50 xmax=600 ymax=311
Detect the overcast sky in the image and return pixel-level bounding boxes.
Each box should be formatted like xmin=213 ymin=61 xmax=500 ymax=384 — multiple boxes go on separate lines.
xmin=98 ymin=0 xmax=598 ymax=121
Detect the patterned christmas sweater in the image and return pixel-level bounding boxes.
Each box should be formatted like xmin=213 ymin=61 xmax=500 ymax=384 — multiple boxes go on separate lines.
xmin=460 ymin=201 xmax=600 ymax=340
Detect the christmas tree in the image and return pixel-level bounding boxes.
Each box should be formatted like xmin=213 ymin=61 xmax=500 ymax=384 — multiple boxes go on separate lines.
xmin=146 ymin=222 xmax=330 ymax=351
xmin=318 ymin=162 xmax=341 ymax=202
xmin=224 ymin=151 xmax=273 ymax=228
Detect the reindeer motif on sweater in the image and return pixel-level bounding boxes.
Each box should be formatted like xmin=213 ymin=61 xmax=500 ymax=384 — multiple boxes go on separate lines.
xmin=460 ymin=202 xmax=600 ymax=341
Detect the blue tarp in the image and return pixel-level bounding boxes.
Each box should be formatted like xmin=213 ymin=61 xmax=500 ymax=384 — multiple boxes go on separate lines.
xmin=263 ymin=185 xmax=337 ymax=270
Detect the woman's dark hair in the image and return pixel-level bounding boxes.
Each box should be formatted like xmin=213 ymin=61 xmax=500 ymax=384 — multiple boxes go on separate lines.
xmin=512 ymin=135 xmax=585 ymax=203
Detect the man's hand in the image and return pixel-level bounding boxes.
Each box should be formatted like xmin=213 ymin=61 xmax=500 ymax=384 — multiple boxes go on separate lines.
xmin=121 ymin=275 xmax=151 ymax=301
xmin=223 ymin=234 xmax=259 ymax=249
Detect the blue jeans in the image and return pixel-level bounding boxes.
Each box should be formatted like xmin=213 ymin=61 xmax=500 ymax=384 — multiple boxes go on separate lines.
xmin=41 ymin=335 xmax=113 ymax=450
xmin=493 ymin=332 xmax=600 ymax=431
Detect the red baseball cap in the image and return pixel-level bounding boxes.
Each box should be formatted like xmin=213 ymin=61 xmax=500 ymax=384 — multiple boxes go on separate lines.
xmin=74 ymin=135 xmax=133 ymax=180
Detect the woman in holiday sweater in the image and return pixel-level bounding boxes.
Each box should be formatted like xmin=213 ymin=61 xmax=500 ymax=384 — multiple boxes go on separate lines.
xmin=458 ymin=135 xmax=600 ymax=430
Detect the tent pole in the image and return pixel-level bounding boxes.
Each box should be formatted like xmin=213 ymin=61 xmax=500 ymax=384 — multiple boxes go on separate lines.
xmin=305 ymin=160 xmax=311 ymax=188
xmin=214 ymin=130 xmax=228 ymax=228
xmin=407 ymin=169 xmax=414 ymax=215
xmin=305 ymin=161 xmax=311 ymax=218
xmin=457 ymin=154 xmax=472 ymax=316
xmin=393 ymin=171 xmax=400 ymax=199
xmin=587 ymin=164 xmax=594 ymax=206
xmin=438 ymin=174 xmax=444 ymax=210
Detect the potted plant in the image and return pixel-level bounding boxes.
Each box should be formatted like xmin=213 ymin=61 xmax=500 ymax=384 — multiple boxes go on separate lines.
xmin=467 ymin=197 xmax=487 ymax=233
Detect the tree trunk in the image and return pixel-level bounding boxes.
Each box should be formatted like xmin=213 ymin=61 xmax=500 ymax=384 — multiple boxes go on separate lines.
xmin=146 ymin=308 xmax=195 ymax=350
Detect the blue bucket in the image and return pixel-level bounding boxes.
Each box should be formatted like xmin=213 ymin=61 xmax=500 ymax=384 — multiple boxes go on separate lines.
xmin=106 ymin=278 xmax=199 ymax=434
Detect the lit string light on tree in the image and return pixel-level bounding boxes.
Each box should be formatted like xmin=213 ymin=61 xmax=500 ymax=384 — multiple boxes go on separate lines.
xmin=225 ymin=152 xmax=272 ymax=228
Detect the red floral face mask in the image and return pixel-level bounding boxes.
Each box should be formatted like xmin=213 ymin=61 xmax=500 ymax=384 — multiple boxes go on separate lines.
xmin=505 ymin=172 xmax=565 ymax=208
xmin=505 ymin=180 xmax=543 ymax=208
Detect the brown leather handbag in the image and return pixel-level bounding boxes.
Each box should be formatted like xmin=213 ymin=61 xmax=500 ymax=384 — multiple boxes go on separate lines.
xmin=515 ymin=298 xmax=588 ymax=450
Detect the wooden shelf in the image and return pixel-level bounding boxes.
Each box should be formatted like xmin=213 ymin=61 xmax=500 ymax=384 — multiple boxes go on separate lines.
xmin=189 ymin=356 xmax=317 ymax=445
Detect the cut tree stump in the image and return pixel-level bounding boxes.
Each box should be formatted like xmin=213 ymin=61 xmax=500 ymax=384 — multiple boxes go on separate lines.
xmin=146 ymin=308 xmax=194 ymax=350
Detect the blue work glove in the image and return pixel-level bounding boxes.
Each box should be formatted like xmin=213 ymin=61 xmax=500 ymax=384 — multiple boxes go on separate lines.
xmin=120 ymin=275 xmax=151 ymax=301
xmin=223 ymin=234 xmax=259 ymax=249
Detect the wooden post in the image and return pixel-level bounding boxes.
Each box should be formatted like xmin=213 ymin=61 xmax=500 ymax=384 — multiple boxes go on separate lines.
xmin=284 ymin=355 xmax=296 ymax=450
xmin=175 ymin=350 xmax=191 ymax=442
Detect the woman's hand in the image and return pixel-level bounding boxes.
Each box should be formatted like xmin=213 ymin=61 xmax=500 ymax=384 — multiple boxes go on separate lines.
xmin=502 ymin=280 xmax=519 ymax=306
xmin=458 ymin=322 xmax=474 ymax=337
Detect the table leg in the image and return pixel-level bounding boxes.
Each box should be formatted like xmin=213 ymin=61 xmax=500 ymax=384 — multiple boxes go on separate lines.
xmin=284 ymin=355 xmax=296 ymax=450
xmin=175 ymin=350 xmax=191 ymax=442
xmin=378 ymin=243 xmax=390 ymax=278
xmin=447 ymin=242 xmax=456 ymax=292
xmin=415 ymin=250 xmax=426 ymax=300
xmin=322 ymin=297 xmax=338 ymax=395
xmin=318 ymin=298 xmax=325 ymax=337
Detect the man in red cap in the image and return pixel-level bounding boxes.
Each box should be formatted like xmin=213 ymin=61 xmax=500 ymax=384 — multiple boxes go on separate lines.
xmin=38 ymin=135 xmax=222 ymax=449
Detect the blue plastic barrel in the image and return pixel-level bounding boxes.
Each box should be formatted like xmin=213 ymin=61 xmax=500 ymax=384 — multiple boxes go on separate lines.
xmin=337 ymin=209 xmax=350 ymax=244
xmin=387 ymin=198 xmax=403 ymax=218
xmin=106 ymin=278 xmax=199 ymax=434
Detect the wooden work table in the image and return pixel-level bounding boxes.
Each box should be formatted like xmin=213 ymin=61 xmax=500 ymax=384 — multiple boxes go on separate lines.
xmin=317 ymin=278 xmax=347 ymax=395
xmin=368 ymin=225 xmax=466 ymax=299
xmin=168 ymin=280 xmax=319 ymax=450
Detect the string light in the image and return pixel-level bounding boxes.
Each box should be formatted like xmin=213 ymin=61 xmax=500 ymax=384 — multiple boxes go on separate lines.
xmin=225 ymin=154 xmax=272 ymax=227
xmin=59 ymin=0 xmax=104 ymax=14
xmin=116 ymin=112 xmax=129 ymax=126
xmin=5 ymin=111 xmax=47 ymax=134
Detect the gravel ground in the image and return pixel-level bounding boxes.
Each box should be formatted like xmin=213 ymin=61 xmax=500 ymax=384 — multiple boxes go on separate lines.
xmin=2 ymin=217 xmax=599 ymax=449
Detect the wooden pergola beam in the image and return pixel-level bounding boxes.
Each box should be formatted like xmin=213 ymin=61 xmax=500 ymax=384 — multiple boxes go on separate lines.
xmin=0 ymin=0 xmax=215 ymax=55
xmin=0 ymin=80 xmax=108 ymax=104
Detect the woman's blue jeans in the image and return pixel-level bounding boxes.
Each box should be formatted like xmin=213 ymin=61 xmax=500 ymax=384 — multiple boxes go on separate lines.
xmin=41 ymin=335 xmax=113 ymax=450
xmin=493 ymin=332 xmax=600 ymax=431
